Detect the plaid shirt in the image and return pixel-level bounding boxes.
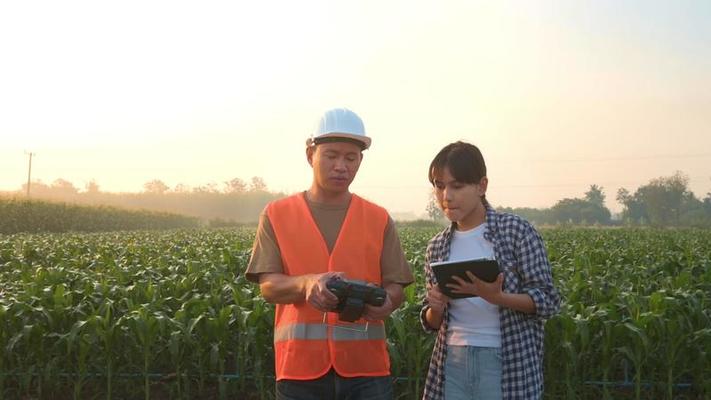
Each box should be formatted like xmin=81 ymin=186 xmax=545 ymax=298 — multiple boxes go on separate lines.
xmin=420 ymin=207 xmax=561 ymax=400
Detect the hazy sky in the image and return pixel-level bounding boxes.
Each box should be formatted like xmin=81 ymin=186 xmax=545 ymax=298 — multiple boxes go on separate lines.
xmin=1 ymin=1 xmax=710 ymax=216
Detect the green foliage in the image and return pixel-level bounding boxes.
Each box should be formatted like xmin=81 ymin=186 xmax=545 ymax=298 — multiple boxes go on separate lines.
xmin=425 ymin=192 xmax=445 ymax=222
xmin=8 ymin=176 xmax=285 ymax=224
xmin=0 ymin=228 xmax=265 ymax=399
xmin=585 ymin=184 xmax=606 ymax=206
xmin=543 ymin=227 xmax=711 ymax=399
xmin=550 ymin=197 xmax=611 ymax=225
xmin=500 ymin=184 xmax=613 ymax=226
xmin=394 ymin=219 xmax=445 ymax=230
xmin=617 ymin=171 xmax=708 ymax=226
xmin=0 ymin=197 xmax=198 ymax=234
xmin=1 ymin=227 xmax=710 ymax=399
xmin=506 ymin=174 xmax=711 ymax=227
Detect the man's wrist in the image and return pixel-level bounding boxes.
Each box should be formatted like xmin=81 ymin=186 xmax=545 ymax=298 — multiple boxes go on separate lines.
xmin=299 ymin=274 xmax=315 ymax=299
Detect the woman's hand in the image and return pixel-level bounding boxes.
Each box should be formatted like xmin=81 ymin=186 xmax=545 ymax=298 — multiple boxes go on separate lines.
xmin=424 ymin=283 xmax=450 ymax=329
xmin=426 ymin=283 xmax=450 ymax=314
xmin=447 ymin=272 xmax=504 ymax=305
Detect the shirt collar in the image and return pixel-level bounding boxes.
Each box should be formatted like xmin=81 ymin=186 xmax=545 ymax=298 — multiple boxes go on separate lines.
xmin=442 ymin=204 xmax=498 ymax=244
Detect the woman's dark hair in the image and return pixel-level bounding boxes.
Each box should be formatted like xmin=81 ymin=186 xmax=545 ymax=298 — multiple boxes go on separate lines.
xmin=428 ymin=141 xmax=489 ymax=206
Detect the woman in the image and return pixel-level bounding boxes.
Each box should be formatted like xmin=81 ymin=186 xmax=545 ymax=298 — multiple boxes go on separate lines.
xmin=420 ymin=141 xmax=560 ymax=400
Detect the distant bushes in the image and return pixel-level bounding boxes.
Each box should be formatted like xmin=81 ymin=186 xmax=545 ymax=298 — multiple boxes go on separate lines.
xmin=206 ymin=217 xmax=256 ymax=228
xmin=6 ymin=177 xmax=286 ymax=224
xmin=395 ymin=219 xmax=446 ymax=229
xmin=0 ymin=197 xmax=199 ymax=234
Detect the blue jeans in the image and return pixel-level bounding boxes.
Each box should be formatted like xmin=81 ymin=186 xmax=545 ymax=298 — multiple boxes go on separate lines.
xmin=275 ymin=369 xmax=393 ymax=400
xmin=444 ymin=345 xmax=502 ymax=400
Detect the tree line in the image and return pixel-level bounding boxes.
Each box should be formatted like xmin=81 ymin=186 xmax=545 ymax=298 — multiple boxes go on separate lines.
xmin=430 ymin=172 xmax=711 ymax=227
xmin=1 ymin=177 xmax=284 ymax=225
xmin=4 ymin=172 xmax=710 ymax=227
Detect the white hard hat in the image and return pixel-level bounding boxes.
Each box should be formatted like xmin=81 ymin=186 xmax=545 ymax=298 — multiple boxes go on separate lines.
xmin=306 ymin=108 xmax=371 ymax=150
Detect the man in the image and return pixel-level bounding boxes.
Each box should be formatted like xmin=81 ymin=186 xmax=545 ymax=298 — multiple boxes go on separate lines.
xmin=246 ymin=108 xmax=414 ymax=400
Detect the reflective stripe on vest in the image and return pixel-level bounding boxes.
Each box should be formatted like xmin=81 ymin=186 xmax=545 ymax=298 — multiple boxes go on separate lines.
xmin=274 ymin=322 xmax=386 ymax=342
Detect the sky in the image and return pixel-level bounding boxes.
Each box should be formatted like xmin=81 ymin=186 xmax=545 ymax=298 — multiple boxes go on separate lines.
xmin=1 ymin=0 xmax=710 ymax=217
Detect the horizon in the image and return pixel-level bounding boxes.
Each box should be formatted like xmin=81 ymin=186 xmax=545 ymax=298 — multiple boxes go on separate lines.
xmin=1 ymin=168 xmax=706 ymax=220
xmin=2 ymin=1 xmax=710 ymax=216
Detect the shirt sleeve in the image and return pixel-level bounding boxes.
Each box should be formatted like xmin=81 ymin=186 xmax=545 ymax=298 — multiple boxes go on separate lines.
xmin=245 ymin=210 xmax=285 ymax=283
xmin=419 ymin=242 xmax=439 ymax=333
xmin=515 ymin=222 xmax=561 ymax=320
xmin=380 ymin=217 xmax=415 ymax=287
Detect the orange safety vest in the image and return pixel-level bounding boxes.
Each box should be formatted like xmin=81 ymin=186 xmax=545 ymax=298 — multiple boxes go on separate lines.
xmin=266 ymin=193 xmax=391 ymax=380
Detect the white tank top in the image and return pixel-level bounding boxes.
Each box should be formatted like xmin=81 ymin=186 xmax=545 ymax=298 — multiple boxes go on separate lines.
xmin=445 ymin=223 xmax=501 ymax=347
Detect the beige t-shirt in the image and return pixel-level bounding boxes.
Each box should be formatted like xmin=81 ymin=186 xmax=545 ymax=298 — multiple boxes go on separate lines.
xmin=245 ymin=192 xmax=414 ymax=287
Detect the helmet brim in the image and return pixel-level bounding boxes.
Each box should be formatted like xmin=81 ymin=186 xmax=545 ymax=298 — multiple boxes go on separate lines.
xmin=306 ymin=132 xmax=371 ymax=150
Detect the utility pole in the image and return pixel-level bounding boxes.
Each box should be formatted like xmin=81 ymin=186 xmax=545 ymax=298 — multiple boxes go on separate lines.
xmin=25 ymin=151 xmax=34 ymax=197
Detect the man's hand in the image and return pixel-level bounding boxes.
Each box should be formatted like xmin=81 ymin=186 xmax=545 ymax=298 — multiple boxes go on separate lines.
xmin=362 ymin=283 xmax=403 ymax=321
xmin=305 ymin=271 xmax=344 ymax=312
xmin=362 ymin=294 xmax=393 ymax=321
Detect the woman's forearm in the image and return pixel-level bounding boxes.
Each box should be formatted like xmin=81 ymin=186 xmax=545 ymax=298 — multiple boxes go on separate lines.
xmin=425 ymin=306 xmax=444 ymax=330
xmin=493 ymin=292 xmax=536 ymax=314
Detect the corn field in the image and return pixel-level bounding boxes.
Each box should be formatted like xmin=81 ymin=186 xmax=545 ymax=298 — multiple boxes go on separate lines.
xmin=1 ymin=227 xmax=709 ymax=399
xmin=0 ymin=198 xmax=198 ymax=234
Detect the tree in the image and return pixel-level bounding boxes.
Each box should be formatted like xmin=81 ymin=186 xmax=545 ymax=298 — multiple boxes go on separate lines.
xmin=173 ymin=183 xmax=191 ymax=193
xmin=616 ymin=188 xmax=631 ymax=205
xmin=425 ymin=192 xmax=445 ymax=221
xmin=617 ymin=172 xmax=700 ymax=226
xmin=51 ymin=179 xmax=79 ymax=196
xmin=617 ymin=187 xmax=645 ymax=224
xmin=585 ymin=184 xmax=605 ymax=206
xmin=550 ymin=185 xmax=611 ymax=225
xmin=20 ymin=180 xmax=51 ymax=197
xmin=224 ymin=178 xmax=247 ymax=194
xmin=143 ymin=179 xmax=169 ymax=194
xmin=250 ymin=176 xmax=267 ymax=192
xmin=192 ymin=183 xmax=220 ymax=194
xmin=639 ymin=172 xmax=690 ymax=225
xmin=204 ymin=182 xmax=219 ymax=193
xmin=550 ymin=198 xmax=587 ymax=224
xmin=85 ymin=180 xmax=100 ymax=194
xmin=497 ymin=206 xmax=550 ymax=225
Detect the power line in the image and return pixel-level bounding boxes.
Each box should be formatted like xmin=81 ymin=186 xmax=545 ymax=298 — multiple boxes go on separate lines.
xmin=503 ymin=153 xmax=711 ymax=164
xmin=494 ymin=175 xmax=711 ymax=190
xmin=355 ymin=175 xmax=711 ymax=190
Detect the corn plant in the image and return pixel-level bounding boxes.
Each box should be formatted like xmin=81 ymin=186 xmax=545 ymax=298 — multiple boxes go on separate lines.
xmin=1 ymin=226 xmax=710 ymax=399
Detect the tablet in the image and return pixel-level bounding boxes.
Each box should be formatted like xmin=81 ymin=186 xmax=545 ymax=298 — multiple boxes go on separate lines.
xmin=430 ymin=258 xmax=501 ymax=299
